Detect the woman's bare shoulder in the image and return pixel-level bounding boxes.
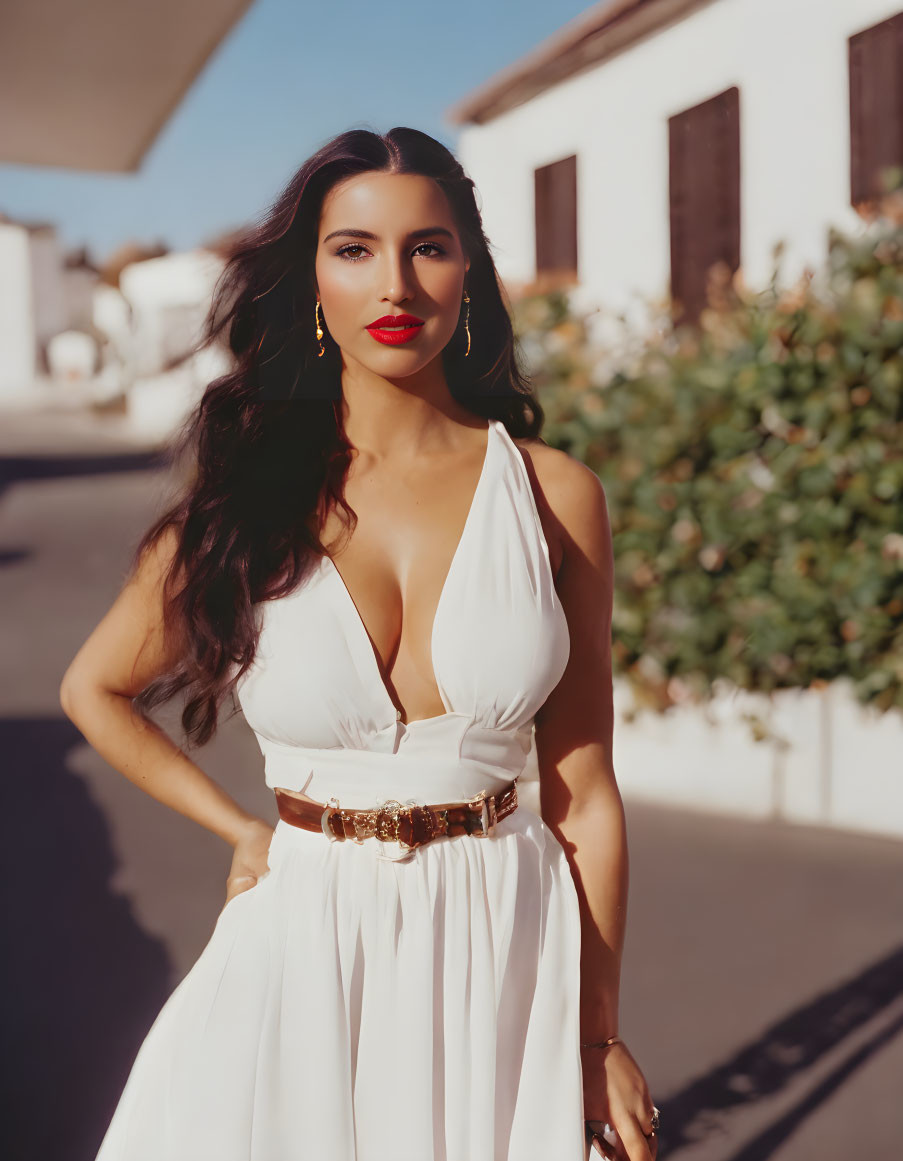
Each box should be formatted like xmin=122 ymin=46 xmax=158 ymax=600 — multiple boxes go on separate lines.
xmin=510 ymin=436 xmax=609 ymax=559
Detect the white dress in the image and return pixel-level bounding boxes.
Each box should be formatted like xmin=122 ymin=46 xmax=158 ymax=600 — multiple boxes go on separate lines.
xmin=95 ymin=417 xmax=589 ymax=1161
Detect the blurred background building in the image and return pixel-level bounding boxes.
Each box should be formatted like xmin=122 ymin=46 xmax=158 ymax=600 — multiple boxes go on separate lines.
xmin=449 ymin=0 xmax=902 ymax=334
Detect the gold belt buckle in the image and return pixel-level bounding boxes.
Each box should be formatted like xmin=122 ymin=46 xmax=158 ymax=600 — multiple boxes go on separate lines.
xmin=320 ymin=797 xmax=344 ymax=842
xmin=374 ymin=799 xmax=405 ymax=842
xmin=468 ymin=789 xmax=497 ymax=837
xmin=373 ymin=798 xmax=419 ymax=862
xmin=319 ymin=797 xmax=413 ymax=852
xmin=351 ymin=809 xmax=378 ymax=843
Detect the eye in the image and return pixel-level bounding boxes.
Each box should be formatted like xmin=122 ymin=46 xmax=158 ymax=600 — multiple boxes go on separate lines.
xmin=336 ymin=244 xmax=368 ymax=261
xmin=335 ymin=241 xmax=447 ymax=262
xmin=413 ymin=242 xmax=446 ymax=258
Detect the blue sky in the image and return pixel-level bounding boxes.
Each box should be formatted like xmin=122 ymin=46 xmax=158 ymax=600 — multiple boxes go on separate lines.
xmin=0 ymin=0 xmax=592 ymax=264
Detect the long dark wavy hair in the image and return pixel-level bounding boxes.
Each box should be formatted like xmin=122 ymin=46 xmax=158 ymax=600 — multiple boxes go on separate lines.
xmin=131 ymin=126 xmax=546 ymax=747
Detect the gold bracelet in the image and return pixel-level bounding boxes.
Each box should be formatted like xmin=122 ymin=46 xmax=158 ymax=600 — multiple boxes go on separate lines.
xmin=580 ymin=1034 xmax=622 ymax=1050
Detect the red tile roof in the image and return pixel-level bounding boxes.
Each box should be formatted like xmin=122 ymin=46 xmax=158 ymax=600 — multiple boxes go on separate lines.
xmin=446 ymin=0 xmax=719 ymax=126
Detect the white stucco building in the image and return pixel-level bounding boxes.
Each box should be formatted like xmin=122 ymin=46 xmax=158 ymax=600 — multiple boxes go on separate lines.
xmin=448 ymin=0 xmax=903 ymax=335
xmin=449 ymin=0 xmax=903 ymax=840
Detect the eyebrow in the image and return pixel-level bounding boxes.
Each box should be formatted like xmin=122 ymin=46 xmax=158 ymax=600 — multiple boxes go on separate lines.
xmin=322 ymin=226 xmax=455 ymax=244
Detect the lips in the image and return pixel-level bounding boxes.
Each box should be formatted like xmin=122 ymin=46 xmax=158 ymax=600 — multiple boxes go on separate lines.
xmin=366 ymin=313 xmax=425 ymax=346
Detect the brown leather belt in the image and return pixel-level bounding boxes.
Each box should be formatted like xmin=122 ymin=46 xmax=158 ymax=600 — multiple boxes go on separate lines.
xmin=274 ymin=780 xmax=519 ymax=854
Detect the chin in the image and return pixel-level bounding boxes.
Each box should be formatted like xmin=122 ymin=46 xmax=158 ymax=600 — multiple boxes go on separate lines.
xmin=364 ymin=342 xmax=445 ymax=371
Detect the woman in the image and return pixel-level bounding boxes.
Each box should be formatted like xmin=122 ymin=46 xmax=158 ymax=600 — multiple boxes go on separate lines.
xmin=60 ymin=126 xmax=658 ymax=1161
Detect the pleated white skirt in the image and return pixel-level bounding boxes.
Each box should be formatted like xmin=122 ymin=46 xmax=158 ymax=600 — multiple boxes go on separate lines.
xmin=94 ymin=804 xmax=589 ymax=1161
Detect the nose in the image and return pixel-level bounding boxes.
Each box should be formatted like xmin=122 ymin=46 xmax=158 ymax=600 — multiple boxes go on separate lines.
xmin=379 ymin=249 xmax=415 ymax=303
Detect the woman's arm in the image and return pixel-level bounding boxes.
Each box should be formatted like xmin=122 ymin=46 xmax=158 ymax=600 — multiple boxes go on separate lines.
xmin=524 ymin=442 xmax=655 ymax=1161
xmin=531 ymin=453 xmax=625 ymax=1044
xmin=59 ymin=527 xmax=268 ymax=856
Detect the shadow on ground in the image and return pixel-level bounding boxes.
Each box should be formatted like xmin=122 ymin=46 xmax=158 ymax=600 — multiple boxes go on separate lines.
xmin=0 ymin=716 xmax=171 ymax=1161
xmin=655 ymin=942 xmax=903 ymax=1158
xmin=0 ymin=448 xmax=168 ymax=501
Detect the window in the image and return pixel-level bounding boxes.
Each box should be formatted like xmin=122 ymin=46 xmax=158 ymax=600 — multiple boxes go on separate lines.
xmin=849 ymin=12 xmax=903 ymax=207
xmin=668 ymin=86 xmax=741 ymax=325
xmin=534 ymin=153 xmax=578 ymax=283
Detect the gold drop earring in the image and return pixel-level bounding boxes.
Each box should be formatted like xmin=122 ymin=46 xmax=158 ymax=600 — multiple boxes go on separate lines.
xmin=463 ymin=290 xmax=471 ymax=358
xmin=315 ymin=297 xmax=326 ymax=357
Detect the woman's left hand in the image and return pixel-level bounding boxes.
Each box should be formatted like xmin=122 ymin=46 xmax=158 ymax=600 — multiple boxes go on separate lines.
xmin=582 ymin=1041 xmax=658 ymax=1161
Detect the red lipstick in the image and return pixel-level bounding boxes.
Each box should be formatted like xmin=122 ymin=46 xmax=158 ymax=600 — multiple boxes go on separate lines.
xmin=365 ymin=313 xmax=424 ymax=345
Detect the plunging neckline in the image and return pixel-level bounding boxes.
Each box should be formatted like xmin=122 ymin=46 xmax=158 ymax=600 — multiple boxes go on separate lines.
xmin=324 ymin=419 xmax=495 ymax=728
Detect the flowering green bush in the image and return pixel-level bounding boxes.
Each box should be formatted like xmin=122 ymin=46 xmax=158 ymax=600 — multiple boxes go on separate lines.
xmin=512 ymin=200 xmax=903 ymax=727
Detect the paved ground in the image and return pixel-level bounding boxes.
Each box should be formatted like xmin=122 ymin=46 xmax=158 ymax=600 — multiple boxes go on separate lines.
xmin=2 ymin=403 xmax=901 ymax=1161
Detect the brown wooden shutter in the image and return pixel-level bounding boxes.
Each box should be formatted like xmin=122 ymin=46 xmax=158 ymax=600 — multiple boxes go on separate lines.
xmin=669 ymin=86 xmax=741 ymax=325
xmin=534 ymin=153 xmax=578 ymax=282
xmin=849 ymin=12 xmax=903 ymax=207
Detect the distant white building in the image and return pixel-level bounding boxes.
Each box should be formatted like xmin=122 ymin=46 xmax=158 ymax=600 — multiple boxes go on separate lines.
xmin=0 ymin=220 xmax=40 ymax=396
xmin=0 ymin=216 xmax=99 ymax=400
xmin=119 ymin=248 xmax=230 ymax=442
xmin=0 ymin=217 xmax=228 ymax=438
xmin=448 ymin=0 xmax=903 ymax=334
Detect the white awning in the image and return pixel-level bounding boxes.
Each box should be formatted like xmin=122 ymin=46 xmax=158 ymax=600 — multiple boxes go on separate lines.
xmin=0 ymin=0 xmax=253 ymax=172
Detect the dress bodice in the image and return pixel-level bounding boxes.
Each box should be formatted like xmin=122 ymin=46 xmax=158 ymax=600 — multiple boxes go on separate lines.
xmin=234 ymin=418 xmax=570 ymax=807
